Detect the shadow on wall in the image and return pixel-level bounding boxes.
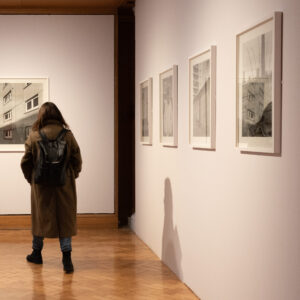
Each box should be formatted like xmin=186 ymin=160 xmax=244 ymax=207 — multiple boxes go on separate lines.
xmin=162 ymin=178 xmax=183 ymax=280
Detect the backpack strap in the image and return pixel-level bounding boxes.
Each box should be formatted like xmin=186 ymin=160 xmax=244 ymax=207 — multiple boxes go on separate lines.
xmin=39 ymin=130 xmax=49 ymax=142
xmin=39 ymin=128 xmax=68 ymax=142
xmin=56 ymin=128 xmax=68 ymax=141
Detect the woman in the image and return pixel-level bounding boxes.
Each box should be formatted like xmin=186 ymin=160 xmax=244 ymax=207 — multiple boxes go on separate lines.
xmin=21 ymin=102 xmax=82 ymax=273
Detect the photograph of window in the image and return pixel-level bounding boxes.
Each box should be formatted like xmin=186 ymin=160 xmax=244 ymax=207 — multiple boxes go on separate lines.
xmin=4 ymin=129 xmax=12 ymax=140
xmin=4 ymin=110 xmax=12 ymax=121
xmin=0 ymin=78 xmax=48 ymax=151
xmin=3 ymin=91 xmax=12 ymax=104
xmin=26 ymin=94 xmax=39 ymax=112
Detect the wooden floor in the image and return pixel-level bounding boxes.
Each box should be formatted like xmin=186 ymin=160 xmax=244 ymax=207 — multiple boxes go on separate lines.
xmin=0 ymin=228 xmax=198 ymax=299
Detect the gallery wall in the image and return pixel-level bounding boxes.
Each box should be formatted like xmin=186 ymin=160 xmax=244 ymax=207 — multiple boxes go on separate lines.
xmin=0 ymin=15 xmax=114 ymax=214
xmin=133 ymin=0 xmax=300 ymax=299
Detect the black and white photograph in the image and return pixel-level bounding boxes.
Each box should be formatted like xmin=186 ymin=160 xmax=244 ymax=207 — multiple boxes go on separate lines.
xmin=159 ymin=65 xmax=178 ymax=146
xmin=141 ymin=86 xmax=149 ymax=136
xmin=0 ymin=78 xmax=48 ymax=151
xmin=162 ymin=75 xmax=173 ymax=137
xmin=140 ymin=78 xmax=152 ymax=144
xmin=236 ymin=12 xmax=282 ymax=154
xmin=192 ymin=59 xmax=210 ymax=137
xmin=241 ymin=31 xmax=272 ymax=137
xmin=189 ymin=46 xmax=216 ymax=149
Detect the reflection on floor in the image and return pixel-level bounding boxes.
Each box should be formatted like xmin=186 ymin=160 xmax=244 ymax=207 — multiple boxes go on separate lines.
xmin=0 ymin=228 xmax=198 ymax=299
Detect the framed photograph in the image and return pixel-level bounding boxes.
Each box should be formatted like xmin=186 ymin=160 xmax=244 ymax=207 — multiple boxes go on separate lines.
xmin=189 ymin=46 xmax=216 ymax=149
xmin=236 ymin=12 xmax=282 ymax=154
xmin=159 ymin=65 xmax=178 ymax=146
xmin=0 ymin=78 xmax=49 ymax=152
xmin=140 ymin=78 xmax=153 ymax=145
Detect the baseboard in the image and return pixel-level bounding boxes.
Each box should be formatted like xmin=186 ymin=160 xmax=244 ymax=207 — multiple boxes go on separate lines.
xmin=77 ymin=214 xmax=118 ymax=229
xmin=0 ymin=214 xmax=118 ymax=230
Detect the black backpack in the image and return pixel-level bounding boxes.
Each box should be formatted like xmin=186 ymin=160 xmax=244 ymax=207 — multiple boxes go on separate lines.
xmin=34 ymin=128 xmax=68 ymax=186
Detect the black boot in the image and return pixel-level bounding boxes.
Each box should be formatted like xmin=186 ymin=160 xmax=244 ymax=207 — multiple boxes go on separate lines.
xmin=62 ymin=251 xmax=74 ymax=273
xmin=26 ymin=249 xmax=43 ymax=264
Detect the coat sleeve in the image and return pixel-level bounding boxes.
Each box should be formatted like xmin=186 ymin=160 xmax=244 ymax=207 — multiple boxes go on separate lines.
xmin=69 ymin=132 xmax=82 ymax=179
xmin=20 ymin=135 xmax=34 ymax=184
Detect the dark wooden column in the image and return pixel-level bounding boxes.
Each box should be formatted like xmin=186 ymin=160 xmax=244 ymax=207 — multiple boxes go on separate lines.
xmin=117 ymin=7 xmax=135 ymax=226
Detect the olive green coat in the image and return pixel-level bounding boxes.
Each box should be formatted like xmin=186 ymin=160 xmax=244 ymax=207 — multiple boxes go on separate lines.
xmin=21 ymin=120 xmax=82 ymax=238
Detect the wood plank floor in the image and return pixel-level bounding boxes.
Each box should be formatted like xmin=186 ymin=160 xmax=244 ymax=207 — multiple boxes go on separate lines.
xmin=0 ymin=228 xmax=198 ymax=299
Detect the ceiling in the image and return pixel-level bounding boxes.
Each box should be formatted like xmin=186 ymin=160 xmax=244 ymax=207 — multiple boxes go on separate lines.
xmin=0 ymin=0 xmax=135 ymax=14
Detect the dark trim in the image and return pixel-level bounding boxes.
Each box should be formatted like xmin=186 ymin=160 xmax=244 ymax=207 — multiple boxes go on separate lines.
xmin=117 ymin=7 xmax=135 ymax=227
xmin=114 ymin=14 xmax=119 ymax=217
xmin=0 ymin=214 xmax=118 ymax=229
xmin=0 ymin=7 xmax=136 ymax=227
xmin=0 ymin=8 xmax=117 ymax=15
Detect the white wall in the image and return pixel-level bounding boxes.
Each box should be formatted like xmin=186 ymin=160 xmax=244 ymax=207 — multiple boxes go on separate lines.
xmin=0 ymin=15 xmax=114 ymax=214
xmin=133 ymin=0 xmax=300 ymax=299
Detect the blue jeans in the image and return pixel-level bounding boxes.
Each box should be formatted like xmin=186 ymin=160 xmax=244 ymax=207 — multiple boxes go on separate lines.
xmin=32 ymin=236 xmax=72 ymax=252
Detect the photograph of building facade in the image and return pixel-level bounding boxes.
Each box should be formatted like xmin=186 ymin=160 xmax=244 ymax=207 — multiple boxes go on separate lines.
xmin=192 ymin=59 xmax=210 ymax=137
xmin=0 ymin=81 xmax=44 ymax=144
xmin=242 ymin=32 xmax=272 ymax=137
xmin=141 ymin=85 xmax=149 ymax=137
xmin=162 ymin=75 xmax=173 ymax=137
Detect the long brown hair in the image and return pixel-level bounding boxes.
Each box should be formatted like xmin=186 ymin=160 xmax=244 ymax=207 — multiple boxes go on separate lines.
xmin=32 ymin=102 xmax=69 ymax=131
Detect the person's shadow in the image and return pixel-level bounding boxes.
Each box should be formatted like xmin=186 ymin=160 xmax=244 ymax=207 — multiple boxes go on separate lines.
xmin=161 ymin=178 xmax=183 ymax=280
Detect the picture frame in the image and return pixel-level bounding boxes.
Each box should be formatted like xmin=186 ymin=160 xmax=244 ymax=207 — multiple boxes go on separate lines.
xmin=236 ymin=12 xmax=282 ymax=154
xmin=189 ymin=46 xmax=216 ymax=149
xmin=0 ymin=78 xmax=49 ymax=152
xmin=140 ymin=77 xmax=153 ymax=145
xmin=159 ymin=65 xmax=178 ymax=147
